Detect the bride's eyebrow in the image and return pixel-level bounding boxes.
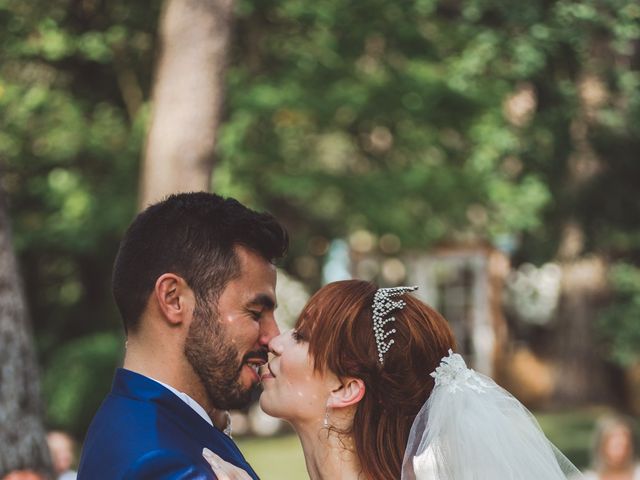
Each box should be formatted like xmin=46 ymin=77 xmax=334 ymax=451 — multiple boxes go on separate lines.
xmin=246 ymin=293 xmax=277 ymax=310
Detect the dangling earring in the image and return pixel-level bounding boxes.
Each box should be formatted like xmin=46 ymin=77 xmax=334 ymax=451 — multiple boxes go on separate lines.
xmin=323 ymin=404 xmax=331 ymax=428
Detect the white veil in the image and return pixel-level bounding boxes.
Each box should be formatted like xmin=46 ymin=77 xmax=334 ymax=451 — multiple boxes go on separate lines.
xmin=401 ymin=350 xmax=584 ymax=480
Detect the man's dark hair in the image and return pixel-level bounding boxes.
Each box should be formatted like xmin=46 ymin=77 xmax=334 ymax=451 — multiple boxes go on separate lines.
xmin=112 ymin=192 xmax=288 ymax=333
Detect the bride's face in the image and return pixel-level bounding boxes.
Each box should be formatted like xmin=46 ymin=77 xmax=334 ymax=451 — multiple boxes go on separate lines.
xmin=259 ymin=329 xmax=335 ymax=424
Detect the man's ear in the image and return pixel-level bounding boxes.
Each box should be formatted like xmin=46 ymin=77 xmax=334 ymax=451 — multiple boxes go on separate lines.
xmin=154 ymin=273 xmax=194 ymax=326
xmin=326 ymin=377 xmax=366 ymax=409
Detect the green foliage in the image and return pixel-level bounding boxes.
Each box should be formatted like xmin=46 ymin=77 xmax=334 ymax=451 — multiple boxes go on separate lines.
xmin=599 ymin=263 xmax=640 ymax=366
xmin=218 ymin=0 xmax=526 ymax=250
xmin=0 ymin=0 xmax=156 ymax=352
xmin=42 ymin=332 xmax=124 ymax=438
xmin=216 ymin=0 xmax=640 ymax=276
xmin=0 ymin=0 xmax=156 ymax=434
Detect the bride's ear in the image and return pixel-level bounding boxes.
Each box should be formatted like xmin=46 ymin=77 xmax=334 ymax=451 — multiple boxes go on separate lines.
xmin=327 ymin=377 xmax=366 ymax=408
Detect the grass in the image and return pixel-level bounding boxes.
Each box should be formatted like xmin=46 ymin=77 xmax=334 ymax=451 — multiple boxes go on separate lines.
xmin=236 ymin=433 xmax=308 ymax=480
xmin=536 ymin=407 xmax=606 ymax=469
xmin=236 ymin=408 xmax=604 ymax=478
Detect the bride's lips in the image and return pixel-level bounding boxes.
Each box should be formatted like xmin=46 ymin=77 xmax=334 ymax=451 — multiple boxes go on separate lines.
xmin=259 ymin=363 xmax=275 ymax=381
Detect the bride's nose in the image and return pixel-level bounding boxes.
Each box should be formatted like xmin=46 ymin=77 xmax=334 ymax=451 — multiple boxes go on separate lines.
xmin=268 ymin=331 xmax=286 ymax=356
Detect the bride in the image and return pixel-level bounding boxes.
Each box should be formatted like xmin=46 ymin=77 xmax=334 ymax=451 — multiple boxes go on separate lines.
xmin=204 ymin=280 xmax=583 ymax=479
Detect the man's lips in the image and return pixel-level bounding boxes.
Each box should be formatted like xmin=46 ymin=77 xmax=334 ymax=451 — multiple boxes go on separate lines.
xmin=242 ymin=350 xmax=268 ymax=379
xmin=243 ymin=349 xmax=268 ymax=364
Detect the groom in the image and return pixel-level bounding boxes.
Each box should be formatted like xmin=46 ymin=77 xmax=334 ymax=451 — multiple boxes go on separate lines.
xmin=77 ymin=192 xmax=288 ymax=479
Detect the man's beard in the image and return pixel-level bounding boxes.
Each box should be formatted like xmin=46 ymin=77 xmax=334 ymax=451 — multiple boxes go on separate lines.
xmin=184 ymin=302 xmax=256 ymax=410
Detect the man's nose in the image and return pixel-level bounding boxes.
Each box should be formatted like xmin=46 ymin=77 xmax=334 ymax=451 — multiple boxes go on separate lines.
xmin=258 ymin=313 xmax=280 ymax=347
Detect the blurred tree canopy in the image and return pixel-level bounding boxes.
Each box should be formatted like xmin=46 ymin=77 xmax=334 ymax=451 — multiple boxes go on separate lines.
xmin=0 ymin=0 xmax=639 ymax=436
xmin=0 ymin=0 xmax=155 ymax=437
xmin=216 ymin=0 xmax=640 ymax=269
xmin=599 ymin=263 xmax=640 ymax=367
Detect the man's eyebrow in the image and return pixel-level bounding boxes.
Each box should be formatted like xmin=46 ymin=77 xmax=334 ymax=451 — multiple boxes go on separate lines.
xmin=247 ymin=294 xmax=277 ymax=310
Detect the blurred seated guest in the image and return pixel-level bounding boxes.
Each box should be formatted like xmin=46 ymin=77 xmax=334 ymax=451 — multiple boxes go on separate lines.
xmin=1 ymin=471 xmax=45 ymax=480
xmin=583 ymin=415 xmax=640 ymax=480
xmin=47 ymin=431 xmax=77 ymax=480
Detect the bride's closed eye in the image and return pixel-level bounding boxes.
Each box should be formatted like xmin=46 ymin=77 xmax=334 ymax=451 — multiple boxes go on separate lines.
xmin=291 ymin=329 xmax=306 ymax=342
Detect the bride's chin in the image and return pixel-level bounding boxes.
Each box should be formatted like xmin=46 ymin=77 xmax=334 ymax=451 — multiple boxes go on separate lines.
xmin=258 ymin=395 xmax=273 ymax=415
xmin=259 ymin=396 xmax=284 ymax=420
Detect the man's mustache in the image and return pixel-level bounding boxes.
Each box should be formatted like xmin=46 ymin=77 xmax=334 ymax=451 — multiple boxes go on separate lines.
xmin=242 ymin=349 xmax=268 ymax=364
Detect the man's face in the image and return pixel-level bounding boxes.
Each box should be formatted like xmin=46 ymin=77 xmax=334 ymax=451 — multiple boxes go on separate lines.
xmin=184 ymin=246 xmax=278 ymax=410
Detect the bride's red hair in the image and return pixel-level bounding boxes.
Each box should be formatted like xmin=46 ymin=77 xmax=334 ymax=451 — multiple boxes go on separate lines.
xmin=295 ymin=280 xmax=455 ymax=480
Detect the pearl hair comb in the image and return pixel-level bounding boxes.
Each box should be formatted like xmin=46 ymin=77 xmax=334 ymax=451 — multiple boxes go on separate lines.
xmin=372 ymin=286 xmax=418 ymax=364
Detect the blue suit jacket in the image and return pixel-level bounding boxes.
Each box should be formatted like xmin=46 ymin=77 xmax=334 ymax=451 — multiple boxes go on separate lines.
xmin=77 ymin=369 xmax=259 ymax=480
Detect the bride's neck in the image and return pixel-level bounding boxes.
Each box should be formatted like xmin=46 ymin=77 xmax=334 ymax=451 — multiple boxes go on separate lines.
xmin=294 ymin=422 xmax=363 ymax=480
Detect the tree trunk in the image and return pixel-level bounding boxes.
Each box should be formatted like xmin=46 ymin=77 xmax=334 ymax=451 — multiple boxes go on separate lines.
xmin=0 ymin=191 xmax=51 ymax=477
xmin=552 ymin=255 xmax=611 ymax=404
xmin=549 ymin=118 xmax=610 ymax=404
xmin=139 ymin=0 xmax=235 ymax=208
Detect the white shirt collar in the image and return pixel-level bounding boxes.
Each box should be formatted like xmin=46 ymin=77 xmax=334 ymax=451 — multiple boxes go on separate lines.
xmin=147 ymin=376 xmax=214 ymax=427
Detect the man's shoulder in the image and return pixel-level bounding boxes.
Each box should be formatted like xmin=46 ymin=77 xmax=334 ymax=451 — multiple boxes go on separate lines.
xmin=85 ymin=391 xmax=164 ymax=439
xmin=78 ymin=397 xmax=215 ymax=480
xmin=79 ymin=446 xmax=215 ymax=480
xmin=78 ymin=387 xmax=254 ymax=480
xmin=122 ymin=449 xmax=214 ymax=480
xmin=78 ymin=394 xmax=194 ymax=478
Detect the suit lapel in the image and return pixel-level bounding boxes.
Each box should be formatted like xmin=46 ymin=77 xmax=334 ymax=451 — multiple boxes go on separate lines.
xmin=111 ymin=368 xmax=259 ymax=479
